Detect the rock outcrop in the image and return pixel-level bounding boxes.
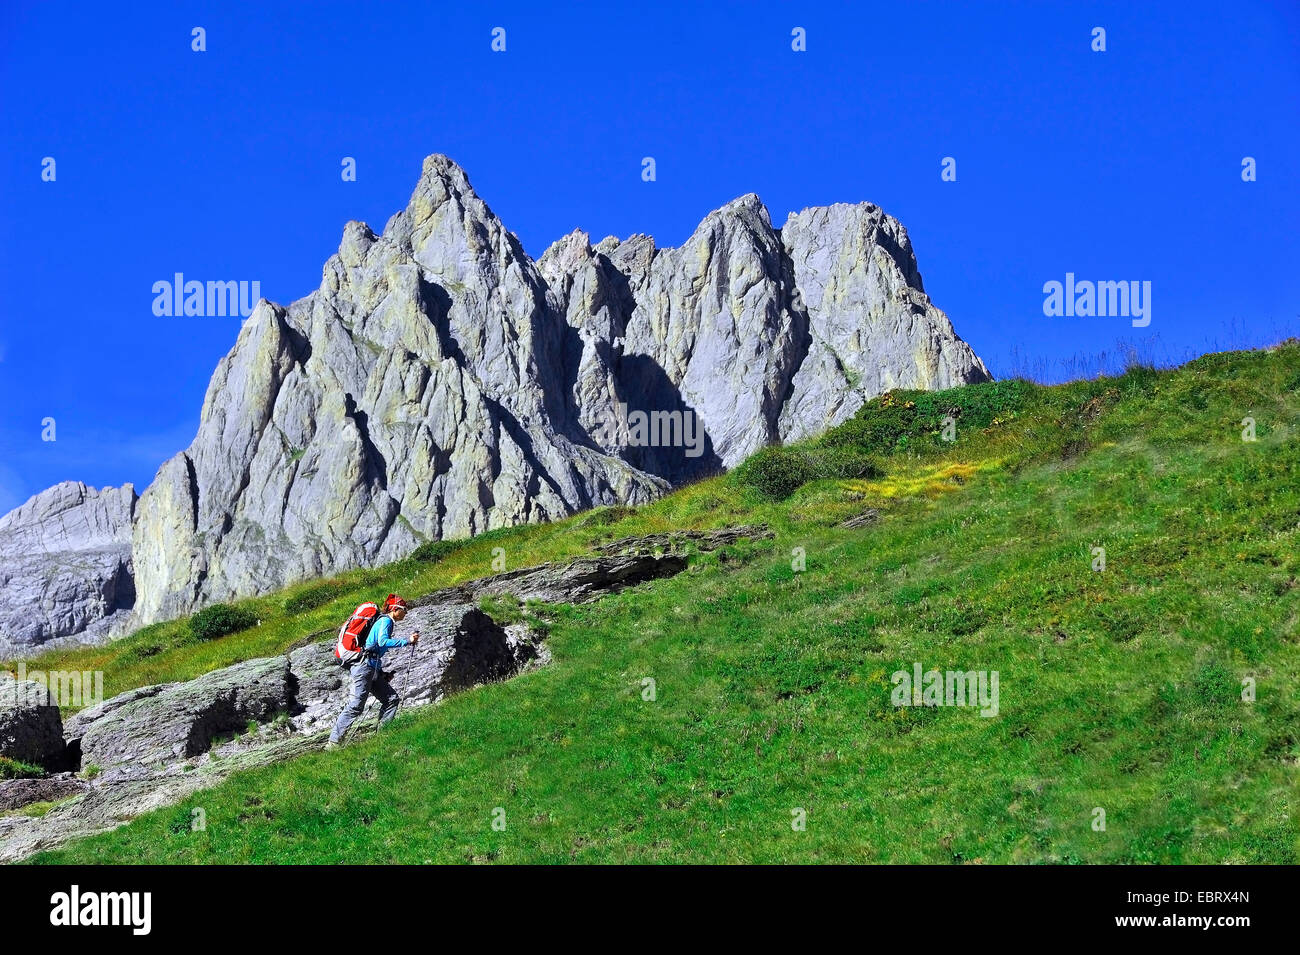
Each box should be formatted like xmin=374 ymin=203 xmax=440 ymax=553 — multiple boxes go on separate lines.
xmin=840 ymin=509 xmax=881 ymax=529
xmin=6 ymin=155 xmax=988 ymax=645
xmin=0 ymin=678 xmax=65 ymax=769
xmin=72 ymin=657 xmax=293 ymax=781
xmin=0 ymin=482 xmax=136 ymax=652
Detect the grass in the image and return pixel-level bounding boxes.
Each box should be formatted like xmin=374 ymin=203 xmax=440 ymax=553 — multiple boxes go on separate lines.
xmin=0 ymin=757 xmax=45 ymax=780
xmin=1 ymin=800 xmax=67 ymax=819
xmin=14 ymin=342 xmax=1300 ymax=863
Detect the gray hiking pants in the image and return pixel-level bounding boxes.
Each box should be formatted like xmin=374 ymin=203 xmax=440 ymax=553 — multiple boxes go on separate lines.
xmin=330 ymin=662 xmax=400 ymax=743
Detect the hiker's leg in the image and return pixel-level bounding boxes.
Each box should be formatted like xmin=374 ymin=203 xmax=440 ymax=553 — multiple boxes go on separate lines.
xmin=330 ymin=665 xmax=374 ymax=743
xmin=372 ymin=671 xmax=400 ymax=728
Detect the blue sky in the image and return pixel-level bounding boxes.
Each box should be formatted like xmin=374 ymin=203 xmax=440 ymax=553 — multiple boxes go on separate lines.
xmin=1 ymin=0 xmax=1298 ymax=513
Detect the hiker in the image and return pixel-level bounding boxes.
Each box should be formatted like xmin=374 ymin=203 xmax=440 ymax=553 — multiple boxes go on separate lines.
xmin=326 ymin=594 xmax=420 ymax=749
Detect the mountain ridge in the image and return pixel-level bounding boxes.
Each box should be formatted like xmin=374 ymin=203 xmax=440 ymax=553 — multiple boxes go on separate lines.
xmin=0 ymin=155 xmax=989 ymax=649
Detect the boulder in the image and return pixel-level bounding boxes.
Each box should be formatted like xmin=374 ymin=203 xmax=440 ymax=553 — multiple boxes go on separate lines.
xmin=0 ymin=678 xmax=65 ymax=769
xmin=77 ymin=657 xmax=292 ymax=780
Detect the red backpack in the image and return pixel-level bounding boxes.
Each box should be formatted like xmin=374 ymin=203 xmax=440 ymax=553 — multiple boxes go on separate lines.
xmin=333 ymin=594 xmax=396 ymax=665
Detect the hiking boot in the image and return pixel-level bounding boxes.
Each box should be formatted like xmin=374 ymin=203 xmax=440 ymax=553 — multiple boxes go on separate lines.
xmin=324 ymin=740 xmax=339 ymax=751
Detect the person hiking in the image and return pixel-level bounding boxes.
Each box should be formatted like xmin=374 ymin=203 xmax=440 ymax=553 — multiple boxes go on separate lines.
xmin=326 ymin=595 xmax=420 ymax=749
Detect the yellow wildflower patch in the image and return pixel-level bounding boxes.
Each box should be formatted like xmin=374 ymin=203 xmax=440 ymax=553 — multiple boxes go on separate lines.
xmin=842 ymin=460 xmax=999 ymax=501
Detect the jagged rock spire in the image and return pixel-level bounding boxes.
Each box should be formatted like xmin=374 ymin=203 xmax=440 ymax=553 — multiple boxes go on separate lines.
xmin=2 ymin=155 xmax=989 ymax=646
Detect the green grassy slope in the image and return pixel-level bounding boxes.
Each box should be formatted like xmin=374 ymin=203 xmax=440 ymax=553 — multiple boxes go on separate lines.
xmin=19 ymin=344 xmax=1300 ymax=863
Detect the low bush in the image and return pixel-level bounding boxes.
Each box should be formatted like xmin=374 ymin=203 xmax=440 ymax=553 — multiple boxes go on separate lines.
xmin=410 ymin=539 xmax=462 ymax=563
xmin=732 ymin=445 xmax=881 ymax=500
xmin=823 ymin=380 xmax=1036 ymax=453
xmin=190 ymin=603 xmax=258 ymax=642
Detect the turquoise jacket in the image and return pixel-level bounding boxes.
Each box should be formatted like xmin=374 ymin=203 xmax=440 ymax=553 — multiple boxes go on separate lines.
xmin=362 ymin=615 xmax=409 ymax=669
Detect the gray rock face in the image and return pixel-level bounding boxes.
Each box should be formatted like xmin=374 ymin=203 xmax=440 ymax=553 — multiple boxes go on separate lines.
xmin=7 ymin=154 xmax=988 ymax=642
xmin=541 ymin=197 xmax=990 ymax=479
xmin=0 ymin=678 xmax=65 ymax=769
xmin=538 ymin=195 xmax=805 ymax=480
xmin=0 ymin=482 xmax=136 ymax=651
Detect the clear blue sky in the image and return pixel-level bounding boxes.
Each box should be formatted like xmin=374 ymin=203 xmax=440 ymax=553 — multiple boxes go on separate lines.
xmin=2 ymin=0 xmax=1297 ymax=513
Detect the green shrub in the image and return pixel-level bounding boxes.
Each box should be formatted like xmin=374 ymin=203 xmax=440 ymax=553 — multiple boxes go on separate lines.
xmin=578 ymin=505 xmax=638 ymax=528
xmin=283 ymin=582 xmax=343 ymax=615
xmin=0 ymin=756 xmax=44 ymax=780
xmin=732 ymin=445 xmax=881 ymax=500
xmin=732 ymin=447 xmax=819 ymax=499
xmin=190 ymin=603 xmax=257 ymax=642
xmin=822 ymin=380 xmax=1037 ymax=454
xmin=820 ymin=395 xmax=921 ymax=452
xmin=411 ymin=538 xmax=463 ymax=563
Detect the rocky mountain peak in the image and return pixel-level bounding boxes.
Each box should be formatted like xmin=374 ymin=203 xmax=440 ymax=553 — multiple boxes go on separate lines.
xmin=2 ymin=156 xmax=990 ymax=648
